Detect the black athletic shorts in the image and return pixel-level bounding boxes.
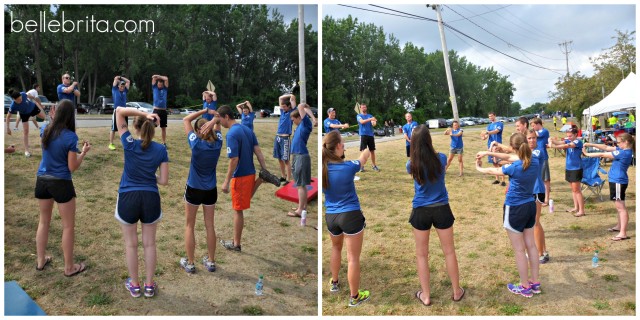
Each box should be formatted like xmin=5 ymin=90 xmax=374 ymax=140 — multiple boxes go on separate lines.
xmin=34 ymin=176 xmax=76 ymax=203
xmin=609 ymin=182 xmax=628 ymax=201
xmin=326 ymin=210 xmax=366 ymax=236
xmin=359 ymin=135 xmax=376 ymax=152
xmin=153 ymin=109 xmax=168 ymax=128
xmin=565 ymin=169 xmax=583 ymax=183
xmin=20 ymin=107 xmax=41 ymax=123
xmin=111 ymin=110 xmax=128 ymax=132
xmin=534 ymin=193 xmax=545 ymax=204
xmin=503 ymin=201 xmax=536 ymax=233
xmin=406 ymin=145 xmax=410 ymax=158
xmin=184 ymin=184 xmax=218 ymax=206
xmin=409 ymin=203 xmax=455 ymax=230
xmin=115 ymin=191 xmax=162 ymax=224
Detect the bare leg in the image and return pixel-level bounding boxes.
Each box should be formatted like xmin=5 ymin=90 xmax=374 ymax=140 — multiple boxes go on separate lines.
xmin=109 ymin=131 xmax=116 ymax=145
xmin=161 ymin=127 xmax=167 ymax=144
xmin=36 ymin=199 xmax=54 ymax=269
xmin=458 ymin=154 xmax=464 ymax=176
xmin=506 ymin=230 xmax=529 ymax=286
xmin=523 ymin=228 xmax=539 ymax=283
xmin=297 ymin=186 xmax=307 ymax=213
xmin=614 ymin=200 xmax=628 ymax=239
xmin=435 ymin=227 xmax=463 ymax=300
xmin=22 ymin=122 xmax=30 ymax=153
xmin=121 ymin=223 xmax=140 ymax=285
xmin=285 ymin=160 xmax=292 ymax=181
xmin=252 ymin=177 xmax=264 ymax=197
xmin=329 ymin=233 xmax=344 ymax=283
xmin=533 ymin=202 xmax=546 ymax=256
xmin=141 ymin=222 xmax=158 ymax=285
xmin=184 ymin=202 xmax=198 ymax=263
xmin=278 ymin=159 xmax=286 ymax=178
xmin=203 ymin=205 xmax=216 ymax=260
xmin=571 ymin=182 xmax=585 ymax=215
xmin=233 ymin=210 xmax=244 ymax=246
xmin=413 ymin=228 xmax=432 ymax=305
xmin=58 ymin=198 xmax=78 ymax=274
xmin=544 ymin=180 xmax=551 ymax=204
xmin=445 ymin=153 xmax=455 ymax=171
xmin=345 ymin=230 xmax=365 ymax=297
xmin=370 ymin=150 xmax=377 ymax=167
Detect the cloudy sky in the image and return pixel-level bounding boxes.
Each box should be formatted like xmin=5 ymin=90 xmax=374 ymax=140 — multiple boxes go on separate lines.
xmin=270 ymin=4 xmax=318 ymax=31
xmin=323 ymin=4 xmax=636 ymax=108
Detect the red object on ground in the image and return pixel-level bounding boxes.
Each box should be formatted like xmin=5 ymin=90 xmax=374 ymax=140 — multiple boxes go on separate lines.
xmin=275 ymin=177 xmax=318 ymax=203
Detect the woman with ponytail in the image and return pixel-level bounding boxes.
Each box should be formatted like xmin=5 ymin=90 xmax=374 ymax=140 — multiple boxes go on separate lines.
xmin=584 ymin=133 xmax=635 ymax=241
xmin=322 ymin=130 xmax=371 ymax=307
xmin=114 ymin=107 xmax=169 ymax=298
xmin=407 ymin=125 xmax=464 ymax=306
xmin=476 ymin=133 xmax=541 ymax=298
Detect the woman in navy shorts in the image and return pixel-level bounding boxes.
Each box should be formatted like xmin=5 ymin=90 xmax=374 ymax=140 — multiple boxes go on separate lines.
xmin=114 ymin=107 xmax=169 ymax=298
xmin=322 ymin=130 xmax=372 ymax=307
xmin=407 ymin=125 xmax=464 ymax=305
xmin=35 ymin=99 xmax=91 ymax=276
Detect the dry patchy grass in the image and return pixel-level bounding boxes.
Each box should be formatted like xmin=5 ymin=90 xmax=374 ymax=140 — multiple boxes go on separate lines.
xmin=322 ymin=122 xmax=635 ymax=316
xmin=4 ymin=119 xmax=318 ymax=315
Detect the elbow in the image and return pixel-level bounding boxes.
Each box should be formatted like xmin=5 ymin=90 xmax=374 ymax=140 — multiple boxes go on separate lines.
xmin=158 ymin=178 xmax=169 ymax=186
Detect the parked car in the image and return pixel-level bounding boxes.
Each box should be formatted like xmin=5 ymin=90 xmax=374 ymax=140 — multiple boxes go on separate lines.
xmin=37 ymin=95 xmax=57 ymax=114
xmin=4 ymin=95 xmax=12 ymax=114
xmin=170 ymin=108 xmax=180 ymax=115
xmin=76 ymin=103 xmax=90 ymax=114
xmin=460 ymin=117 xmax=476 ymax=126
xmin=426 ymin=118 xmax=447 ymax=128
xmin=374 ymin=127 xmax=387 ymax=136
xmin=126 ymin=101 xmax=153 ymax=113
xmin=258 ymin=109 xmax=271 ymax=118
xmin=92 ymin=96 xmax=114 ymax=114
xmin=180 ymin=109 xmax=196 ymax=115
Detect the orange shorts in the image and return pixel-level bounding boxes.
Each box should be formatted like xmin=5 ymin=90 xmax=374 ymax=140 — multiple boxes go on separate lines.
xmin=231 ymin=174 xmax=255 ymax=211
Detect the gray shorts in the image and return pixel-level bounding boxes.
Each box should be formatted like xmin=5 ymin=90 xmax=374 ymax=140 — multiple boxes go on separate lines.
xmin=450 ymin=148 xmax=463 ymax=155
xmin=292 ymin=153 xmax=311 ymax=186
xmin=540 ymin=159 xmax=550 ymax=181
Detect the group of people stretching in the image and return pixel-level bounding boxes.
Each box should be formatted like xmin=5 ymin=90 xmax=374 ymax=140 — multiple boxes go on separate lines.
xmin=322 ymin=111 xmax=634 ymax=307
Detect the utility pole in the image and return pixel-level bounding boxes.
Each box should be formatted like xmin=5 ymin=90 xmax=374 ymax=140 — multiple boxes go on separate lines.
xmin=429 ymin=4 xmax=459 ymax=122
xmin=558 ymin=40 xmax=572 ymax=77
xmin=298 ymin=5 xmax=306 ymax=104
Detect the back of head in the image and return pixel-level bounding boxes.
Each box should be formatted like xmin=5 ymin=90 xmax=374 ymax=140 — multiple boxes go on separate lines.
xmin=322 ymin=131 xmax=343 ymax=189
xmin=194 ymin=118 xmax=218 ymax=142
xmin=410 ymin=125 xmax=441 ymax=184
xmin=134 ymin=116 xmax=156 ymax=150
xmin=517 ymin=117 xmax=529 ymax=128
xmin=217 ymin=105 xmax=232 ymax=119
xmin=42 ymin=99 xmax=76 ymax=149
xmin=291 ymin=109 xmax=301 ymax=119
xmin=531 ymin=117 xmax=543 ymax=126
xmin=510 ymin=133 xmax=531 ymax=170
xmin=8 ymin=88 xmax=21 ymax=99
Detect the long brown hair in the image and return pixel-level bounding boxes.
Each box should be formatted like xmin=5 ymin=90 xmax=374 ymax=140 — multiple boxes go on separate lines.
xmin=618 ymin=133 xmax=635 ymax=152
xmin=42 ymin=99 xmax=75 ymax=149
xmin=194 ymin=118 xmax=218 ymax=142
xmin=410 ymin=125 xmax=442 ymax=185
xmin=322 ymin=131 xmax=343 ymax=189
xmin=511 ymin=133 xmax=531 ymax=170
xmin=133 ymin=116 xmax=155 ymax=150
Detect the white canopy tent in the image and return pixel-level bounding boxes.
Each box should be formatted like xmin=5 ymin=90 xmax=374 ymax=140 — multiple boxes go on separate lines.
xmin=583 ymin=72 xmax=636 ymax=117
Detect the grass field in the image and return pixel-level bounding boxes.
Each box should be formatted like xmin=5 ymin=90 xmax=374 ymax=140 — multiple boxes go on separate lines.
xmin=4 ymin=119 xmax=318 ymax=315
xmin=321 ymin=121 xmax=636 ymax=316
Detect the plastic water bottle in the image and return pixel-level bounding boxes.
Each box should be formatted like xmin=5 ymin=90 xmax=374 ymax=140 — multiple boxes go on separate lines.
xmin=548 ymin=199 xmax=554 ymax=213
xmin=592 ymin=250 xmax=599 ymax=268
xmin=255 ymin=275 xmax=264 ymax=296
xmin=300 ymin=210 xmax=307 ymax=226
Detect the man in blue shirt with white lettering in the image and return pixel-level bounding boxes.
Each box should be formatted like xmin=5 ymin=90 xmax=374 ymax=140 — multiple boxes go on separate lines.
xmin=287 ymin=103 xmax=314 ymax=218
xmin=324 ymin=107 xmax=348 ymax=133
xmin=402 ymin=113 xmax=418 ymax=158
xmin=357 ymin=104 xmax=379 ymax=172
xmin=152 ymin=74 xmax=169 ymax=145
xmin=108 ymin=75 xmax=131 ymax=150
xmin=481 ymin=112 xmax=505 ymax=185
xmin=57 ymin=73 xmax=80 ymax=105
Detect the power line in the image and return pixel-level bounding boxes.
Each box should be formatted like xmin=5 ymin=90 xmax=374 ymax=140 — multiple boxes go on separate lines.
xmin=503 ymin=6 xmax=562 ymax=43
xmin=448 ymin=5 xmax=511 ymax=23
xmin=336 ymin=4 xmax=429 ymax=22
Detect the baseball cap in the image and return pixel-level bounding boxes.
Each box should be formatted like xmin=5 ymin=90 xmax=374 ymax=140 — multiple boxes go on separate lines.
xmin=327 ymin=107 xmax=335 ymax=113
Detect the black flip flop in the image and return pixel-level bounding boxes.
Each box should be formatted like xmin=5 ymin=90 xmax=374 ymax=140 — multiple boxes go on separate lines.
xmin=415 ymin=290 xmax=431 ymax=306
xmin=452 ymin=287 xmax=465 ymax=302
xmin=35 ymin=256 xmax=52 ymax=271
xmin=64 ymin=262 xmax=87 ymax=277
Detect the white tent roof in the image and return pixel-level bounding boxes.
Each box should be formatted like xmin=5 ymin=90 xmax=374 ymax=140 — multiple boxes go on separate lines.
xmin=583 ymin=72 xmax=636 ymax=116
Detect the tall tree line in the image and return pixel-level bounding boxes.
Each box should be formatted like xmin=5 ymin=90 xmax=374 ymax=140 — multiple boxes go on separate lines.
xmin=4 ymin=5 xmax=318 ymax=109
xmin=323 ymin=15 xmax=517 ymax=125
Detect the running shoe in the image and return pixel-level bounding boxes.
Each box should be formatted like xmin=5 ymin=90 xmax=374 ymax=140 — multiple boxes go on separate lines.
xmin=528 ymin=281 xmax=541 ymax=294
xmin=539 ymin=252 xmax=550 ymax=264
xmin=348 ymin=289 xmax=371 ymax=307
xmin=202 ymin=256 xmax=216 ymax=272
xmin=329 ymin=280 xmax=339 ymax=293
xmin=279 ymin=177 xmax=287 ymax=186
xmin=501 ymin=181 xmax=506 ymax=186
xmin=220 ymin=239 xmax=241 ymax=252
xmin=180 ymin=257 xmax=196 ymax=273
xmin=108 ymin=143 xmax=116 ymax=151
xmin=125 ymin=278 xmax=141 ymax=298
xmin=359 ymin=167 xmax=365 ymax=173
xmin=25 ymin=151 xmax=31 ymax=157
xmin=372 ymin=165 xmax=380 ymax=172
xmin=507 ymin=283 xmax=533 ymax=298
xmin=144 ymin=281 xmax=158 ymax=298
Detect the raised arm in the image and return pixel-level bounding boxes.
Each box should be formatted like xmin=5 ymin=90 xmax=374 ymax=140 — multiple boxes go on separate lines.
xmin=116 ymin=107 xmax=160 ymax=137
xmin=583 ymin=142 xmax=616 ymax=152
xmin=183 ymin=109 xmax=208 ymax=134
xmin=279 ymin=94 xmax=296 ymax=107
xmin=475 ymin=158 xmax=506 ymax=176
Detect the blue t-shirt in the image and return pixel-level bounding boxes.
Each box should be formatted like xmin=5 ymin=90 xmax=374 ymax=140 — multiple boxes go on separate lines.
xmin=608 ymin=147 xmax=633 ymax=184
xmin=450 ymin=129 xmax=464 ymax=149
xmin=357 ymin=114 xmax=374 ymax=136
xmin=57 ymin=84 xmax=78 ymax=102
xmin=402 ymin=121 xmax=419 ymax=146
xmin=241 ymin=112 xmax=255 ymax=130
xmin=226 ymin=124 xmax=259 ymax=178
xmin=291 ymin=116 xmax=313 ymax=155
xmin=37 ymin=128 xmax=79 ymax=180
xmin=9 ymin=92 xmax=37 ymax=114
xmin=535 ymin=128 xmax=550 ymax=160
xmin=119 ymin=131 xmax=170 ymax=193
xmin=502 ymin=158 xmax=539 ymax=206
xmin=277 ymin=106 xmax=296 ymax=135
xmin=201 ymin=100 xmax=218 ymax=121
xmin=187 ymin=130 xmax=223 ymax=190
xmin=112 ymin=86 xmax=128 ymax=108
xmin=406 ymin=153 xmax=449 ymax=208
xmin=487 ymin=121 xmax=503 ymax=147
xmin=323 ymin=160 xmax=361 ymax=214
xmin=532 ymin=150 xmax=545 ymax=194
xmin=564 ymin=138 xmax=583 ymax=170
xmin=152 ymin=83 xmax=168 ymax=108
xmin=324 ymin=118 xmax=342 ymax=133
